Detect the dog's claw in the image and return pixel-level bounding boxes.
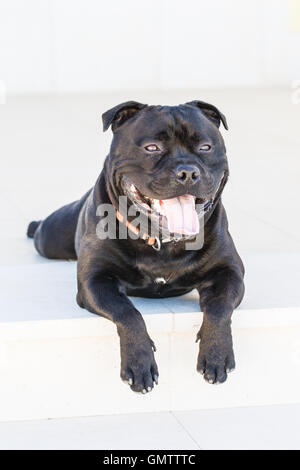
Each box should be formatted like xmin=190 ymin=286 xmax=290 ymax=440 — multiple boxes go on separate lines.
xmin=153 ymin=375 xmax=159 ymax=385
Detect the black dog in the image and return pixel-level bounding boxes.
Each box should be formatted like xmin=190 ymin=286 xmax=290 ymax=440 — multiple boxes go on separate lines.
xmin=27 ymin=100 xmax=245 ymax=393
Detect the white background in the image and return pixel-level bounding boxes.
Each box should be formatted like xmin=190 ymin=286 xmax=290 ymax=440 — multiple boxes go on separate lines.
xmin=0 ymin=0 xmax=300 ymax=93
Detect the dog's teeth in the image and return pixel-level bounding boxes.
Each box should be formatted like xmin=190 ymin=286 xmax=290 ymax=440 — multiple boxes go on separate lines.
xmin=130 ymin=184 xmax=136 ymax=193
xmin=151 ymin=199 xmax=162 ymax=214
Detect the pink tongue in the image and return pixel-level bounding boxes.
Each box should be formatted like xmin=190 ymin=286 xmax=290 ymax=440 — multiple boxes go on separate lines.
xmin=160 ymin=195 xmax=199 ymax=235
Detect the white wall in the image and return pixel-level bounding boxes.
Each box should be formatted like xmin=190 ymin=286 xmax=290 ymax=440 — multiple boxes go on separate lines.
xmin=0 ymin=0 xmax=300 ymax=93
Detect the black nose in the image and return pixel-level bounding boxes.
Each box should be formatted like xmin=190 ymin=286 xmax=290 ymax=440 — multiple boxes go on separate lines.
xmin=175 ymin=165 xmax=200 ymax=185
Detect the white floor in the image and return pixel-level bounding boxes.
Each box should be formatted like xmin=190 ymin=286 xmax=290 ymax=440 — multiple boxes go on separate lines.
xmin=0 ymin=404 xmax=300 ymax=450
xmin=0 ymin=89 xmax=299 ymax=449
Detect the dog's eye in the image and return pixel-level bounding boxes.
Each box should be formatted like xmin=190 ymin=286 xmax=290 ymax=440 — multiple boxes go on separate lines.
xmin=144 ymin=144 xmax=160 ymax=152
xmin=199 ymin=144 xmax=211 ymax=152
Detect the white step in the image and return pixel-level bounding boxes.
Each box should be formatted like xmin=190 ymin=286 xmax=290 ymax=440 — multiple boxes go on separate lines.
xmin=0 ymin=248 xmax=300 ymax=422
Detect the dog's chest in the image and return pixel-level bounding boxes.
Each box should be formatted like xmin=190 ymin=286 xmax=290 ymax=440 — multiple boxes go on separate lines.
xmin=127 ymin=257 xmax=183 ymax=292
xmin=136 ymin=259 xmax=176 ymax=285
xmin=120 ymin=248 xmax=199 ymax=297
xmin=122 ymin=257 xmax=195 ymax=297
xmin=133 ymin=268 xmax=170 ymax=289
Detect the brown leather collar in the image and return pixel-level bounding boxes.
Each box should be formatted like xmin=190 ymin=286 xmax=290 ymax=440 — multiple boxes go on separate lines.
xmin=115 ymin=209 xmax=160 ymax=249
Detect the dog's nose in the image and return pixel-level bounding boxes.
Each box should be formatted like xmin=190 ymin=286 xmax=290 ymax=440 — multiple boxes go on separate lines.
xmin=175 ymin=165 xmax=200 ymax=185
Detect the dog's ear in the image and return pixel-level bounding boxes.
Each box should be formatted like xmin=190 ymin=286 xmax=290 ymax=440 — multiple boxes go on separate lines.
xmin=102 ymin=101 xmax=147 ymax=132
xmin=185 ymin=100 xmax=228 ymax=130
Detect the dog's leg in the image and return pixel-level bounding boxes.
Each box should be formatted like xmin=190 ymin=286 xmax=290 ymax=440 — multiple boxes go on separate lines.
xmin=77 ymin=273 xmax=158 ymax=394
xmin=197 ymin=267 xmax=244 ymax=384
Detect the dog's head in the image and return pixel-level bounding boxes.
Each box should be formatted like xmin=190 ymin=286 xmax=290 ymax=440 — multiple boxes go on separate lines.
xmin=102 ymin=100 xmax=229 ymax=236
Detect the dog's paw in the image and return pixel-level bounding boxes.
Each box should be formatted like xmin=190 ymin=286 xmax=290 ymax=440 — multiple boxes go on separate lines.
xmin=120 ymin=339 xmax=159 ymax=394
xmin=197 ymin=341 xmax=235 ymax=385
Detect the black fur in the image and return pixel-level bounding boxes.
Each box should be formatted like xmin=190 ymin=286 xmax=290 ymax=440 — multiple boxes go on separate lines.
xmin=27 ymin=220 xmax=41 ymax=238
xmin=28 ymin=101 xmax=245 ymax=393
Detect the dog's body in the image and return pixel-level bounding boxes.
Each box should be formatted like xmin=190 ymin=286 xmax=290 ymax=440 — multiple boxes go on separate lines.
xmin=28 ymin=100 xmax=245 ymax=393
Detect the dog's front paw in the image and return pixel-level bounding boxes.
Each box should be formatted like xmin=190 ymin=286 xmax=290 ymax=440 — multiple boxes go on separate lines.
xmin=120 ymin=335 xmax=159 ymax=394
xmin=196 ymin=327 xmax=235 ymax=384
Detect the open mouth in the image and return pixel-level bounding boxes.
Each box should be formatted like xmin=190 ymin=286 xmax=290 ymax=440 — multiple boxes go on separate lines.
xmin=122 ymin=177 xmax=218 ymax=238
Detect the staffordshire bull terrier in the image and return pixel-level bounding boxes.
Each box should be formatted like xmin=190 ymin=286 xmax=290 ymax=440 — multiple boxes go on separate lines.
xmin=27 ymin=100 xmax=245 ymax=393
